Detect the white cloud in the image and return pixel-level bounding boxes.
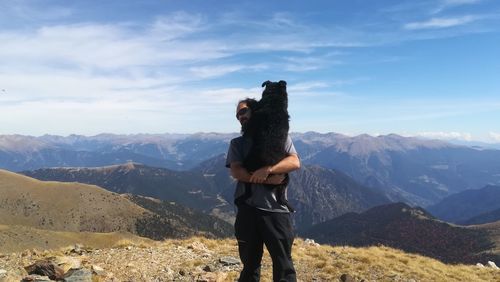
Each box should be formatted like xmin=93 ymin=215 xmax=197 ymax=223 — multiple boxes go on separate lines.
xmin=281 ymin=52 xmax=344 ymax=72
xmin=489 ymin=132 xmax=500 ymax=142
xmin=198 ymin=87 xmax=261 ymax=105
xmin=189 ymin=64 xmax=268 ymax=79
xmin=0 ymin=23 xmax=229 ymax=71
xmin=404 ymin=16 xmax=478 ymax=30
xmin=0 ymin=1 xmax=73 ymax=21
xmin=416 ymin=131 xmax=473 ymax=141
xmin=150 ymin=12 xmax=205 ymax=41
xmin=288 ymin=82 xmax=330 ymax=92
xmin=431 ymin=0 xmax=483 ymax=14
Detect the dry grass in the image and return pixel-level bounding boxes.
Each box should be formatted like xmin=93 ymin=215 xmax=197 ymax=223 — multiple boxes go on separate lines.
xmin=0 ymin=169 xmax=147 ymax=233
xmin=1 ymin=234 xmax=498 ymax=281
xmin=292 ymin=241 xmax=499 ymax=281
xmin=157 ymin=237 xmax=500 ymax=281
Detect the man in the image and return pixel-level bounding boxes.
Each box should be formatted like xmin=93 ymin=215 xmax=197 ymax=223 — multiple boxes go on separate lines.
xmin=226 ymin=98 xmax=300 ymax=282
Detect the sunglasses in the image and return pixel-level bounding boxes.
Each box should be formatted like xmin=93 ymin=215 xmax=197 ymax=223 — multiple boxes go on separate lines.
xmin=236 ymin=107 xmax=249 ymax=118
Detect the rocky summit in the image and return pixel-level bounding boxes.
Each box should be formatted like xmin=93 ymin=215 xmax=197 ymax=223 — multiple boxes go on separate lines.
xmin=0 ymin=237 xmax=499 ymax=282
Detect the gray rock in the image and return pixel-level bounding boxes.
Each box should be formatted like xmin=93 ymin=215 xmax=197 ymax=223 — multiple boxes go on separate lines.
xmin=53 ymin=256 xmax=82 ymax=273
xmin=219 ymin=256 xmax=240 ymax=266
xmin=25 ymin=260 xmax=65 ymax=280
xmin=64 ymin=268 xmax=92 ymax=282
xmin=340 ymin=273 xmax=355 ymax=282
xmin=73 ymin=244 xmax=83 ymax=253
xmin=305 ymin=238 xmax=320 ymax=247
xmin=21 ymin=275 xmax=52 ymax=282
xmin=476 ymin=263 xmax=485 ymax=268
xmin=91 ymin=265 xmax=105 ymax=276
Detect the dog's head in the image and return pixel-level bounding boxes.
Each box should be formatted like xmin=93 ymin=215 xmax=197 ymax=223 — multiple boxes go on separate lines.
xmin=261 ymin=80 xmax=287 ymax=97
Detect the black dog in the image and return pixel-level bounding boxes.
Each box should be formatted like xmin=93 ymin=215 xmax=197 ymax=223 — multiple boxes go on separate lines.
xmin=240 ymin=80 xmax=293 ymax=210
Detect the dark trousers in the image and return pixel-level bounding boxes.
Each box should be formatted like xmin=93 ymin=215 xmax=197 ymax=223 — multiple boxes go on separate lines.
xmin=234 ymin=204 xmax=297 ymax=282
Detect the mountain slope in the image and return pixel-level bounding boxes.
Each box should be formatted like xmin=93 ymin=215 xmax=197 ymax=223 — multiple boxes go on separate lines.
xmin=303 ymin=202 xmax=499 ymax=264
xmin=288 ymin=166 xmax=391 ymax=231
xmin=22 ymin=162 xmax=233 ymax=218
xmin=461 ymin=208 xmax=500 ymax=226
xmin=0 ymin=169 xmax=143 ymax=233
xmin=24 ymin=159 xmax=391 ymax=231
xmin=0 ymin=169 xmax=232 ymax=239
xmin=192 ymin=156 xmax=392 ymax=230
xmin=427 ymin=185 xmax=500 ymax=224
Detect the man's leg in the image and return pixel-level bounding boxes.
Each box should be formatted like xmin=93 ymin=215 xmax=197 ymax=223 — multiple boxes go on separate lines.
xmin=260 ymin=211 xmax=296 ymax=282
xmin=235 ymin=204 xmax=264 ymax=282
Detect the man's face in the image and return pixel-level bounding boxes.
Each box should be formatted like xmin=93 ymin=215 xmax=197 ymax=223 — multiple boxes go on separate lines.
xmin=236 ymin=102 xmax=251 ymax=125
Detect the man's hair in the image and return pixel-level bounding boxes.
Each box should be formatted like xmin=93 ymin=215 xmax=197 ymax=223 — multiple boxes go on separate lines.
xmin=237 ymin=98 xmax=257 ymax=108
xmin=238 ymin=98 xmax=257 ymax=134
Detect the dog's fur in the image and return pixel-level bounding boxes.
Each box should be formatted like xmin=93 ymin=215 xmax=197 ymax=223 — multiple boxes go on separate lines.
xmin=242 ymin=80 xmax=290 ymax=201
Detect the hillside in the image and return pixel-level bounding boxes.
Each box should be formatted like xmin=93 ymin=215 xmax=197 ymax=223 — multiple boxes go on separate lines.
xmin=194 ymin=155 xmax=393 ymax=230
xmin=22 ymin=162 xmax=234 ymax=219
xmin=0 ymin=169 xmax=232 ymax=239
xmin=463 ymin=209 xmax=500 ymax=226
xmin=303 ymin=203 xmax=499 ymax=264
xmin=288 ymin=165 xmax=391 ymax=231
xmin=472 ymin=221 xmax=500 ymax=255
xmin=0 ymin=169 xmax=143 ymax=233
xmin=428 ymin=185 xmax=500 ymax=224
xmin=0 ymin=236 xmax=499 ymax=281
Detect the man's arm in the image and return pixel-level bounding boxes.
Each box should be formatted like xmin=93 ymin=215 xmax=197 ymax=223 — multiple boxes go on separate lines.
xmin=248 ymin=153 xmax=300 ymax=184
xmin=229 ymin=162 xmax=253 ymax=183
xmin=230 ymin=160 xmax=292 ymax=185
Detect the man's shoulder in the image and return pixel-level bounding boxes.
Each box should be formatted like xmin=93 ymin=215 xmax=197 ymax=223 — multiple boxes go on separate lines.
xmin=230 ymin=136 xmax=244 ymax=142
xmin=230 ymin=136 xmax=250 ymax=146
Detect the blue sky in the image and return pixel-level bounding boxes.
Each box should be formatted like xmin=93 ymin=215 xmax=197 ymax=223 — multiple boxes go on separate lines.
xmin=0 ymin=0 xmax=499 ymax=142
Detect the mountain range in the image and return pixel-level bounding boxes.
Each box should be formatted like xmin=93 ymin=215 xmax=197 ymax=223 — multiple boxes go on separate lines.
xmin=4 ymin=131 xmax=500 ymax=264
xmin=3 ymin=132 xmax=500 ymax=207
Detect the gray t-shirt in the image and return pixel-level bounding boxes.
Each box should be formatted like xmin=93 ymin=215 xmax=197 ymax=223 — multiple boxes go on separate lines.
xmin=225 ymin=135 xmax=298 ymax=213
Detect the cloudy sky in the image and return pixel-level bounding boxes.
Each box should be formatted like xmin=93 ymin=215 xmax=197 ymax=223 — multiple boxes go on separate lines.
xmin=1 ymin=0 xmax=499 ymax=142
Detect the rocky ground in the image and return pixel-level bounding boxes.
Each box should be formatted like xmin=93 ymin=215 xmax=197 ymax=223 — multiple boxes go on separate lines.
xmin=0 ymin=239 xmax=240 ymax=281
xmin=1 ymin=237 xmax=499 ymax=282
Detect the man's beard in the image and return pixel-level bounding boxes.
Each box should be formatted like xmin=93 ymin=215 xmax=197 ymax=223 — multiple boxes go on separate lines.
xmin=240 ymin=121 xmax=247 ymax=135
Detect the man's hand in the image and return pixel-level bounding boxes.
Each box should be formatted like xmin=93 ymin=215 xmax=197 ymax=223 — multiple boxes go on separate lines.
xmin=265 ymin=174 xmax=285 ymax=185
xmin=249 ymin=166 xmax=271 ymax=184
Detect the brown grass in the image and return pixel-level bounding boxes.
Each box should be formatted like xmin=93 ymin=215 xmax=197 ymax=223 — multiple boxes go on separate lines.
xmin=150 ymin=237 xmax=499 ymax=281
xmin=1 ymin=232 xmax=498 ymax=281
xmin=0 ymin=169 xmax=147 ymax=233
